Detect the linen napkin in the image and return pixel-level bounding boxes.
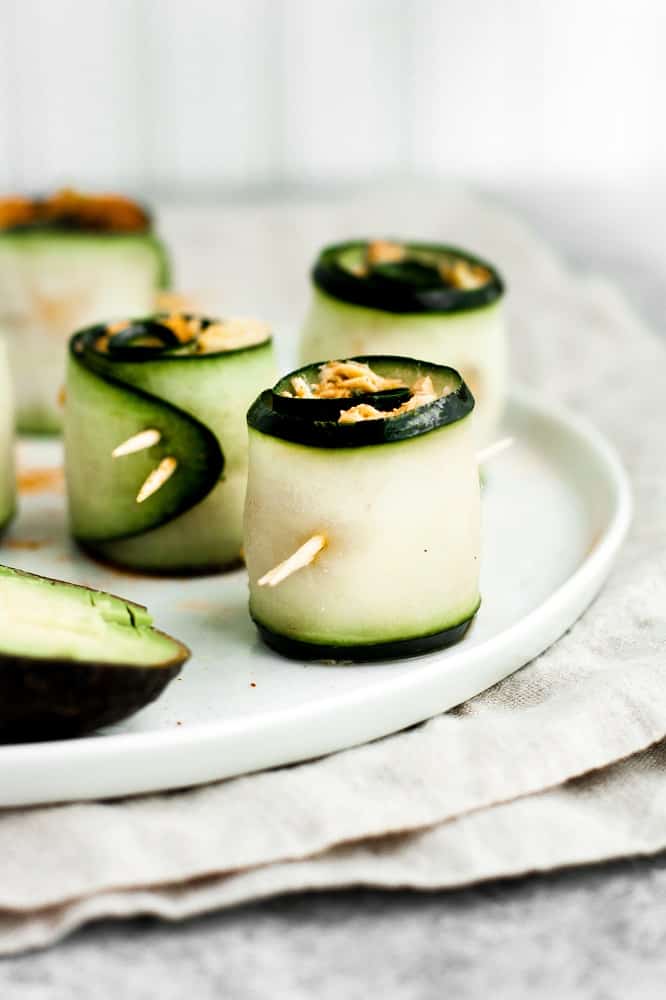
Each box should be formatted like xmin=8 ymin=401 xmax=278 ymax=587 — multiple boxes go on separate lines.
xmin=0 ymin=188 xmax=664 ymax=954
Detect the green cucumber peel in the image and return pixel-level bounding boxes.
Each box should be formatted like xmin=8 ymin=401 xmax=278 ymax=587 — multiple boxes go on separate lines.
xmin=248 ymin=355 xmax=474 ymax=450
xmin=66 ymin=325 xmax=226 ymax=543
xmin=313 ymin=240 xmax=504 ymax=315
xmin=253 ymin=604 xmax=479 ymax=663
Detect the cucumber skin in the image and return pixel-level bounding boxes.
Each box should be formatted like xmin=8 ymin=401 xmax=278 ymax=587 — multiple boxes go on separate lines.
xmin=249 ymin=355 xmax=474 ymax=450
xmin=313 ymin=240 xmax=504 ymax=315
xmin=0 ymin=231 xmax=170 ymax=435
xmin=67 ymin=338 xmax=277 ymax=575
xmin=253 ymin=604 xmax=479 ymax=663
xmin=299 ymin=290 xmax=506 ymax=446
xmin=65 ymin=350 xmax=225 ymax=544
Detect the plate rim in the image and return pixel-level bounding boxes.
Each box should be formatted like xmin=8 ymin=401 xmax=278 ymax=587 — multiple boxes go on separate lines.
xmin=0 ymin=387 xmax=633 ymax=805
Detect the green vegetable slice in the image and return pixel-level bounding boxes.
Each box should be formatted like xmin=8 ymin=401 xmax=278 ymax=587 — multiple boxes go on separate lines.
xmin=65 ymin=316 xmax=275 ymax=573
xmin=248 ymin=355 xmax=474 ymax=449
xmin=313 ymin=240 xmax=504 ymax=314
xmin=254 ymin=614 xmax=478 ymax=663
xmin=244 ymin=355 xmax=481 ymax=662
xmin=66 ymin=328 xmax=224 ymax=543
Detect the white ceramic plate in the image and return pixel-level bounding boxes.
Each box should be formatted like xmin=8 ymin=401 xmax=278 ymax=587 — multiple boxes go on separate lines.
xmin=0 ymin=389 xmax=631 ymax=807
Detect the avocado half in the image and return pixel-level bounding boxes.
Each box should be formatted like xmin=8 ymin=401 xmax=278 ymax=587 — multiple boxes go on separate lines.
xmin=0 ymin=565 xmax=189 ymax=741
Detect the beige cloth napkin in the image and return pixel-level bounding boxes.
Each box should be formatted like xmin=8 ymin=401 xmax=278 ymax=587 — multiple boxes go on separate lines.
xmin=1 ymin=189 xmax=665 ymax=954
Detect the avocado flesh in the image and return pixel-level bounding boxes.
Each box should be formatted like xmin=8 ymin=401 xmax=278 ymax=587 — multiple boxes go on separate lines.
xmin=0 ymin=566 xmax=188 ymax=741
xmin=0 ymin=566 xmax=175 ymax=665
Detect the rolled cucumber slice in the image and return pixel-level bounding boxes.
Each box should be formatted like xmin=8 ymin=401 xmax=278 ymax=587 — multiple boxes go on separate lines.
xmin=65 ymin=314 xmax=276 ymax=574
xmin=0 ymin=564 xmax=188 ymax=741
xmin=245 ymin=357 xmax=481 ymax=661
xmin=0 ymin=337 xmax=15 ymax=533
xmin=299 ymin=240 xmax=507 ymax=445
xmin=0 ymin=191 xmax=170 ymax=434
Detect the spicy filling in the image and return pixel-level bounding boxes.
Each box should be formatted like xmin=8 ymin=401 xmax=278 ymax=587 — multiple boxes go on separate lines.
xmin=344 ymin=240 xmax=491 ymax=291
xmin=281 ymin=359 xmax=444 ymax=423
xmin=0 ymin=189 xmax=150 ymax=233
xmin=95 ymin=313 xmax=271 ymax=356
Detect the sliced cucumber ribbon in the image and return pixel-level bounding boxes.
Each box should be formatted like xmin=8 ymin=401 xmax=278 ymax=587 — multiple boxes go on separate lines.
xmin=248 ymin=356 xmax=475 ymax=449
xmin=244 ymin=355 xmax=481 ymax=662
xmin=312 ymin=241 xmax=504 ymax=315
xmin=66 ymin=323 xmax=225 ymax=544
xmin=106 ymin=319 xmax=187 ymax=357
xmin=254 ymin=616 xmax=478 ymax=663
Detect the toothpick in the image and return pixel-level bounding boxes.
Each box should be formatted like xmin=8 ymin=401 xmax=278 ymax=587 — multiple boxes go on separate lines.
xmin=258 ymin=534 xmax=327 ymax=588
xmin=113 ymin=428 xmax=162 ymax=458
xmin=136 ymin=456 xmax=177 ymax=503
xmin=476 ymin=436 xmax=514 ymax=465
xmin=256 ymin=441 xmax=511 ymax=586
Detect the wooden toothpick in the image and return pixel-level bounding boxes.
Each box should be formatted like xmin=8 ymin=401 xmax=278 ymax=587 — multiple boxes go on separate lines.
xmin=136 ymin=456 xmax=177 ymax=503
xmin=258 ymin=534 xmax=327 ymax=588
xmin=112 ymin=428 xmax=162 ymax=458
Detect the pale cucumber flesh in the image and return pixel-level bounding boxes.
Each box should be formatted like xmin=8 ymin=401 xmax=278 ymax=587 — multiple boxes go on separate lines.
xmin=0 ymin=233 xmax=168 ymax=433
xmin=66 ymin=340 xmax=276 ymax=573
xmin=245 ymin=416 xmax=481 ymax=648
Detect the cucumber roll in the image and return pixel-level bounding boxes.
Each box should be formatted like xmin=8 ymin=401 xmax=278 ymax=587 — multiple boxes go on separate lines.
xmin=0 ymin=190 xmax=170 ymax=433
xmin=65 ymin=312 xmax=276 ymax=575
xmin=299 ymin=240 xmax=506 ymax=445
xmin=0 ymin=337 xmax=15 ymax=533
xmin=245 ymin=357 xmax=481 ymax=661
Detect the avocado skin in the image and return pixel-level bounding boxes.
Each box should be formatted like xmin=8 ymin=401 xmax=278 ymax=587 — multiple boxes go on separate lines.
xmin=0 ymin=632 xmax=188 ymax=742
xmin=253 ymin=612 xmax=477 ymax=664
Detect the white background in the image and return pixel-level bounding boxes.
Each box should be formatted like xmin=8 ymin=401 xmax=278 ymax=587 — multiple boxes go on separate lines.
xmin=1 ymin=0 xmax=664 ymax=197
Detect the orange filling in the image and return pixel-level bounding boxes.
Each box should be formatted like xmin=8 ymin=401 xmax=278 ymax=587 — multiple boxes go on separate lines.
xmin=0 ymin=196 xmax=35 ymax=230
xmin=97 ymin=313 xmax=270 ymax=355
xmin=0 ymin=189 xmax=149 ymax=232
